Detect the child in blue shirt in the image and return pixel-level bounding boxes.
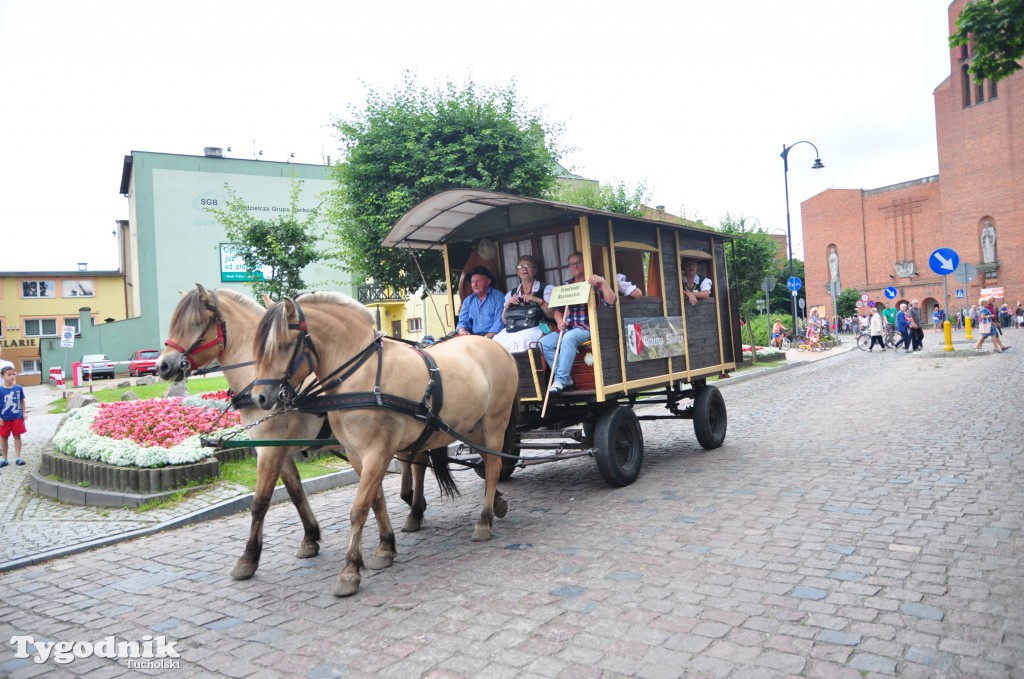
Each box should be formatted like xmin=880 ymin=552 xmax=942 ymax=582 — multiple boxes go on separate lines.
xmin=1 ymin=366 xmax=27 ymax=466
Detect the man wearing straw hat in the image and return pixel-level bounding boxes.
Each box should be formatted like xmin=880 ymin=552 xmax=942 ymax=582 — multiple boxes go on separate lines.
xmin=540 ymin=252 xmax=617 ymax=393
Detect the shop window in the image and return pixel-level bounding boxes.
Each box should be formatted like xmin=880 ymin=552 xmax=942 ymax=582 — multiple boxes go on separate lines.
xmin=21 ymin=280 xmax=56 ymax=298
xmin=21 ymin=359 xmax=41 ymax=375
xmin=24 ymin=318 xmax=58 ymax=337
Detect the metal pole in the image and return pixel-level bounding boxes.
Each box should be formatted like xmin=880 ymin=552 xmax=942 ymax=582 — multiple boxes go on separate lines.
xmin=782 ymin=145 xmax=798 ymax=332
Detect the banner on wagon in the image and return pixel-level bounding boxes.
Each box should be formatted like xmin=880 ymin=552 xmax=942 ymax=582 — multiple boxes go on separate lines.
xmin=622 ymin=316 xmax=687 ymax=362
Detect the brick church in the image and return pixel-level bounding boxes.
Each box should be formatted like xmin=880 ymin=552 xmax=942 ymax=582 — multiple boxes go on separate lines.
xmin=802 ymin=0 xmax=1022 ymax=319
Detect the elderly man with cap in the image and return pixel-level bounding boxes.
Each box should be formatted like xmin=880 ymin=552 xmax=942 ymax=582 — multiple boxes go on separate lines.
xmin=456 ymin=266 xmax=505 ymax=339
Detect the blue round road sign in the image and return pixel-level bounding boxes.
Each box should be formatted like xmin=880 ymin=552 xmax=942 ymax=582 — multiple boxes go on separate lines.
xmin=787 ymin=276 xmax=802 ymax=292
xmin=884 ymin=286 xmax=898 ymax=299
xmin=929 ymin=248 xmax=960 ymax=276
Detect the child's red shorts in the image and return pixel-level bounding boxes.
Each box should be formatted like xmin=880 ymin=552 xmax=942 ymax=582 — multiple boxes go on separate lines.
xmin=0 ymin=418 xmax=26 ymax=437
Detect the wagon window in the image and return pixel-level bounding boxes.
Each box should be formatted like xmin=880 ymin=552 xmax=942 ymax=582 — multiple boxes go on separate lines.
xmin=615 ymin=248 xmax=660 ymax=298
xmin=540 ymin=231 xmax=576 ymax=283
xmin=499 ymin=238 xmax=534 ymax=290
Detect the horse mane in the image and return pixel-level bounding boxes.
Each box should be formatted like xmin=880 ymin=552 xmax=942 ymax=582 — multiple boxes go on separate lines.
xmin=295 ymin=291 xmax=376 ymax=326
xmin=254 ymin=302 xmax=292 ymax=367
xmin=255 ymin=291 xmax=375 ymax=366
xmin=168 ymin=288 xmax=264 ymax=337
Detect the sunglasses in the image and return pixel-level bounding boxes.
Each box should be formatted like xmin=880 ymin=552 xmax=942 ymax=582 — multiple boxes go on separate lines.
xmin=516 ymin=264 xmax=533 ymax=270
xmin=568 ymin=260 xmax=583 ymax=267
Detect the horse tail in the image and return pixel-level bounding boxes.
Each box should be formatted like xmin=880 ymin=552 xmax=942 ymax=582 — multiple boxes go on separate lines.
xmin=427 ymin=447 xmax=460 ymax=498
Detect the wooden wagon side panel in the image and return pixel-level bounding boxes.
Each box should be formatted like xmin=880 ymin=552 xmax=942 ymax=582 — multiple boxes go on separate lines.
xmin=662 ymin=237 xmax=683 ymax=317
xmin=714 ymin=242 xmax=738 ymax=365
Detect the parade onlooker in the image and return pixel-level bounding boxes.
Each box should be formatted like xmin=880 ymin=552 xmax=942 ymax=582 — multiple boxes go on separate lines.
xmin=909 ymin=299 xmax=924 ymax=351
xmin=897 ymin=303 xmax=913 ymax=354
xmin=868 ymin=308 xmax=886 ymax=351
xmin=975 ymin=298 xmax=1009 ymax=352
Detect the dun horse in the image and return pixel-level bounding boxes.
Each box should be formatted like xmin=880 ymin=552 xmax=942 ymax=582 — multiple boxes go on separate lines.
xmin=156 ymin=285 xmax=434 ymax=582
xmin=251 ymin=291 xmax=519 ymax=597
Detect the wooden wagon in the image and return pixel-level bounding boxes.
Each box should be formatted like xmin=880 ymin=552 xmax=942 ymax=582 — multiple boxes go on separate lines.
xmin=383 ymin=189 xmax=742 ymax=486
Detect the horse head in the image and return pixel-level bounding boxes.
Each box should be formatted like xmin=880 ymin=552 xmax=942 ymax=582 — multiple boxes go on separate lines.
xmin=157 ymin=284 xmax=226 ymax=380
xmin=251 ymin=298 xmax=319 ymax=410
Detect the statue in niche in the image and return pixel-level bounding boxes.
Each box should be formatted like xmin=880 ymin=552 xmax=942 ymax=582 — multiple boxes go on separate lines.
xmin=981 ymin=222 xmax=996 ymax=263
xmin=828 ymin=249 xmax=840 ymax=282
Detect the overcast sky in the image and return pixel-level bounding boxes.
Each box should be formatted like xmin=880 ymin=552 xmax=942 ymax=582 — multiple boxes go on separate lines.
xmin=0 ymin=1 xmax=953 ymax=273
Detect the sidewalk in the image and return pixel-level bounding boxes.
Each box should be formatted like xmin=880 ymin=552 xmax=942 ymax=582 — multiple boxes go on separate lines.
xmin=0 ymin=327 xmax=1009 ymax=572
xmin=0 ymin=381 xmax=357 ymax=573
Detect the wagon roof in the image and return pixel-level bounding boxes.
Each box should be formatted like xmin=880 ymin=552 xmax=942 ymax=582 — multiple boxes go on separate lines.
xmin=382 ymin=189 xmax=736 ymax=250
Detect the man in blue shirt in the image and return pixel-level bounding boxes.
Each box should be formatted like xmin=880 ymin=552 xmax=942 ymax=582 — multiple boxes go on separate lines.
xmin=456 ymin=267 xmax=505 ymax=338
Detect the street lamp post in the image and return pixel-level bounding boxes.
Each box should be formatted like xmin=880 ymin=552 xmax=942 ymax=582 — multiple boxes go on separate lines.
xmin=781 ymin=141 xmax=825 ymax=332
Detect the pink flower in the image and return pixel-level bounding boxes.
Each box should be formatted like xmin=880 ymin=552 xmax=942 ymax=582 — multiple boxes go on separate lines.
xmin=90 ymin=398 xmax=240 ymax=448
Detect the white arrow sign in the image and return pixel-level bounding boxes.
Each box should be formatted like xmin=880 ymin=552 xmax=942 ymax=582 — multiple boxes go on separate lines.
xmin=934 ymin=252 xmax=954 ymax=271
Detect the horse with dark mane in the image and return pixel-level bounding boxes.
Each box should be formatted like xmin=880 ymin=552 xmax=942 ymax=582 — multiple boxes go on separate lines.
xmin=251 ymin=291 xmax=519 ymax=597
xmin=157 ymin=284 xmax=435 ymax=582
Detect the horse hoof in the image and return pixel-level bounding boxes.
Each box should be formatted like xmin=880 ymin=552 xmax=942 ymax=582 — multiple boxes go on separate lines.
xmin=471 ymin=526 xmax=492 ymax=542
xmin=494 ymin=496 xmax=509 ymax=519
xmin=364 ymin=554 xmax=395 ymax=570
xmin=401 ymin=515 xmax=423 ymax=533
xmin=332 ymin=577 xmax=360 ymax=597
xmin=231 ymin=560 xmax=257 ymax=580
xmin=295 ymin=541 xmax=320 ymax=559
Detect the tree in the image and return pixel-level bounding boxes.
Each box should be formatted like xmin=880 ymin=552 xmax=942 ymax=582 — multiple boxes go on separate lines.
xmin=208 ymin=176 xmax=323 ymax=300
xmin=719 ymin=215 xmax=781 ymax=318
xmin=836 ymin=287 xmax=862 ymax=318
xmin=949 ymin=0 xmax=1024 ymax=81
xmin=328 ymin=75 xmax=561 ymax=294
xmin=548 ymin=179 xmax=650 ymax=217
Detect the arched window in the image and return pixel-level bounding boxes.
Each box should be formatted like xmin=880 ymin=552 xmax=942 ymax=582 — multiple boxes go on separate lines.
xmin=991 ymin=79 xmax=998 ymax=99
xmin=961 ymin=65 xmax=972 ymax=107
xmin=976 ymin=79 xmax=985 ymax=103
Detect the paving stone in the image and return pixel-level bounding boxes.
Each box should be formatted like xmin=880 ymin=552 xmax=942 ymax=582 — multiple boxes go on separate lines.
xmin=1 ymin=345 xmax=1022 ymax=677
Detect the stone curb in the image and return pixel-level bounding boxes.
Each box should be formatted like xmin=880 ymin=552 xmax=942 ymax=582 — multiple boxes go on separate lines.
xmin=0 ymin=467 xmax=360 ymax=574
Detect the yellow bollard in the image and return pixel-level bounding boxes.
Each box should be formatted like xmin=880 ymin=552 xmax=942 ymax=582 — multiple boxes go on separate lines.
xmin=965 ymin=317 xmax=973 ymax=341
xmin=943 ymin=319 xmax=955 ymax=352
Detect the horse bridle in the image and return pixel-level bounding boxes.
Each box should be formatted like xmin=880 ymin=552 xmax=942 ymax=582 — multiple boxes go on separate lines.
xmin=253 ymin=299 xmax=321 ymax=406
xmin=164 ymin=293 xmax=227 ymax=374
xmin=256 ymin=298 xmax=387 ymax=408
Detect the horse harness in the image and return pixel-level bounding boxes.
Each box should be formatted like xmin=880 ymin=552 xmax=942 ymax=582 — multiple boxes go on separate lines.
xmin=261 ymin=299 xmax=450 ymax=455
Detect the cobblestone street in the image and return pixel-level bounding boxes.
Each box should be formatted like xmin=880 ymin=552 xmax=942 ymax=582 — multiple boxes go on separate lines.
xmin=1 ymin=336 xmax=1021 ymax=678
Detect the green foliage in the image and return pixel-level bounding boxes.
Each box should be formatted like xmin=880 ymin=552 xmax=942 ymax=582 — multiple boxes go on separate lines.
xmin=720 ymin=215 xmax=782 ymax=318
xmin=208 ymin=176 xmax=323 ymax=300
xmin=746 ymin=313 xmax=794 ymax=347
xmin=949 ymin=0 xmax=1024 ymax=81
xmin=548 ymin=179 xmax=650 ymax=217
xmin=328 ymin=74 xmax=562 ymax=294
xmin=836 ymin=287 xmax=862 ymax=318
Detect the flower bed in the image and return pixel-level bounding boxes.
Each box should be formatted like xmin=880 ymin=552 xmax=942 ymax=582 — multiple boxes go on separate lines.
xmin=742 ymin=345 xmax=786 ymax=361
xmin=54 ymin=395 xmax=248 ymax=468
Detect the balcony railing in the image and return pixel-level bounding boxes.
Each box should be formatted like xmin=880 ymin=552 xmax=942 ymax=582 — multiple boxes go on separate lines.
xmin=357 ymin=285 xmax=406 ymax=304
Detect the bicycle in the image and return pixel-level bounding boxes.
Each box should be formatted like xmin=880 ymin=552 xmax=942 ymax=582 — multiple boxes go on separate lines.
xmin=770 ymin=330 xmax=792 ymax=351
xmin=858 ymin=327 xmax=899 ymax=351
xmin=795 ymin=336 xmax=825 ymax=352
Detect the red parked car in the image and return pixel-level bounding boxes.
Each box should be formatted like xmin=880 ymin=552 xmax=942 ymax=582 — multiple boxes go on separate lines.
xmin=128 ymin=349 xmax=161 ymax=376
